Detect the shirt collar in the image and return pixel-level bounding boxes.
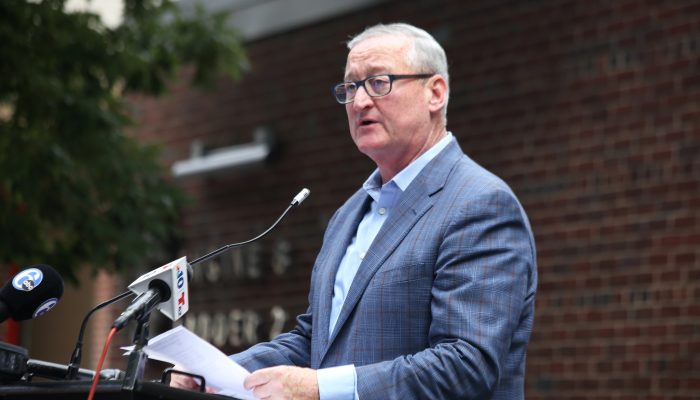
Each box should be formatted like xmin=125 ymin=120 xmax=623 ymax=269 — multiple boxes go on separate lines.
xmin=362 ymin=132 xmax=454 ymax=198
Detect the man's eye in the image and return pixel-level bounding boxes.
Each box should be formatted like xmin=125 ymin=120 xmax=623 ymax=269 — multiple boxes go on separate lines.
xmin=368 ymin=78 xmax=389 ymax=93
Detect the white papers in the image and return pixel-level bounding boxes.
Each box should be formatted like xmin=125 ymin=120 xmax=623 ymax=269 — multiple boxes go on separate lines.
xmin=133 ymin=325 xmax=255 ymax=400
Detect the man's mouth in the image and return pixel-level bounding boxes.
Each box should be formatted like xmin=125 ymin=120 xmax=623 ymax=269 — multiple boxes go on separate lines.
xmin=360 ymin=119 xmax=377 ymax=126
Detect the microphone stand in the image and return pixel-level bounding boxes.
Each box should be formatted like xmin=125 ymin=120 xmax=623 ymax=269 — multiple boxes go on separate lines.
xmin=122 ymin=315 xmax=150 ymax=391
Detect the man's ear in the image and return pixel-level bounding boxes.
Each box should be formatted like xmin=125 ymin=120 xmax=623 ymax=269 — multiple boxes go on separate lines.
xmin=427 ymin=75 xmax=448 ymax=113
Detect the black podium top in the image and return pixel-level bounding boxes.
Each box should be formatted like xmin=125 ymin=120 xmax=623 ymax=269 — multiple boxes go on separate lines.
xmin=0 ymin=379 xmax=239 ymax=400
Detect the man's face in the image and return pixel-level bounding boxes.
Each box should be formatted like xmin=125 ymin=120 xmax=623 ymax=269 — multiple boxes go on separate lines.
xmin=344 ymin=35 xmax=433 ymax=171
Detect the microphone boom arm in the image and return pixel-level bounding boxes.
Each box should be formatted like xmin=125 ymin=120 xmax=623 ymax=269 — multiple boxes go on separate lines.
xmin=66 ymin=291 xmax=133 ymax=379
xmin=189 ymin=188 xmax=310 ymax=267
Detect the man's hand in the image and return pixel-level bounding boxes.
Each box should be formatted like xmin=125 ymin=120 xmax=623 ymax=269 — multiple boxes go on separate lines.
xmin=244 ymin=366 xmax=319 ymax=400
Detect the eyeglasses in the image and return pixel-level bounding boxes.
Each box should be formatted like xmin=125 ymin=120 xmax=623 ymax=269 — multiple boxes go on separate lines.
xmin=332 ymin=73 xmax=434 ymax=104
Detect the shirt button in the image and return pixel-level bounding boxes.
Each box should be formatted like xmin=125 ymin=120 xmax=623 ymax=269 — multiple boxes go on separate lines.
xmin=378 ymin=207 xmax=386 ymax=215
xmin=359 ymin=252 xmax=365 ymax=260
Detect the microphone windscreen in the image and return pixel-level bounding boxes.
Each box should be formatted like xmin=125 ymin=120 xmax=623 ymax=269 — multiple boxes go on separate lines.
xmin=0 ymin=265 xmax=64 ymax=321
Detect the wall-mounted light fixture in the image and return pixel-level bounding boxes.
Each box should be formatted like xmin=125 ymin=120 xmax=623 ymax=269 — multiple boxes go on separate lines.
xmin=172 ymin=127 xmax=276 ymax=178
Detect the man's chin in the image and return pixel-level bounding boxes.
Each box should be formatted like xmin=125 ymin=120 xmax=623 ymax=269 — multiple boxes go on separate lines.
xmin=353 ymin=128 xmax=385 ymax=145
xmin=355 ymin=141 xmax=390 ymax=162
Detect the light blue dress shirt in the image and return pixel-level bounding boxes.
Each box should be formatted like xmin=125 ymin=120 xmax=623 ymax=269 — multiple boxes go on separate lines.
xmin=317 ymin=133 xmax=453 ymax=400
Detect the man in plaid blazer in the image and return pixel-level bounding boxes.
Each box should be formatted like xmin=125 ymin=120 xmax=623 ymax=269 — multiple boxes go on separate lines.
xmin=175 ymin=23 xmax=537 ymax=400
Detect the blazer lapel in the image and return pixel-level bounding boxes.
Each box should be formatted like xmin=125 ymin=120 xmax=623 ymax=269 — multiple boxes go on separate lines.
xmin=320 ymin=140 xmax=464 ymax=362
xmin=314 ymin=191 xmax=371 ymax=357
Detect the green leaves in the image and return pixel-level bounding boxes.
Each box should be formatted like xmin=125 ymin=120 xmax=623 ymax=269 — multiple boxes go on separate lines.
xmin=0 ymin=1 xmax=246 ymax=283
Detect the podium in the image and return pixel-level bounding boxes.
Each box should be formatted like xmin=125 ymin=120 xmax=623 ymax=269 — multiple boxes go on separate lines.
xmin=0 ymin=379 xmax=238 ymax=400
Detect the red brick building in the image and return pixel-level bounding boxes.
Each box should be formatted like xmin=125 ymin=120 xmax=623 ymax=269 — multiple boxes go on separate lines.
xmin=125 ymin=0 xmax=699 ymax=398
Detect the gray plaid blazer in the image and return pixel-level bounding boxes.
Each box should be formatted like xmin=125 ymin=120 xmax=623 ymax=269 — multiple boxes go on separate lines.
xmin=231 ymin=139 xmax=537 ymax=399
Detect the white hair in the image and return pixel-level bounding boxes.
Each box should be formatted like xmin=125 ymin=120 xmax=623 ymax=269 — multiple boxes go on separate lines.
xmin=348 ymin=23 xmax=450 ymax=122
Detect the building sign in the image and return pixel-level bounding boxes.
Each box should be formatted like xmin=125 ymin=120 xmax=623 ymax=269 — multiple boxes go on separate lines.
xmin=184 ymin=305 xmax=289 ymax=349
xmin=191 ymin=240 xmax=292 ymax=283
xmin=186 ymin=237 xmax=303 ymax=352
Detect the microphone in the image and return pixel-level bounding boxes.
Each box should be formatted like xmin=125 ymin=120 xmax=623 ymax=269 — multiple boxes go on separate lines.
xmin=112 ymin=258 xmax=191 ymax=330
xmin=0 ymin=265 xmax=64 ymax=323
xmin=189 ymin=188 xmax=311 ymax=266
xmin=112 ymin=188 xmax=310 ymax=330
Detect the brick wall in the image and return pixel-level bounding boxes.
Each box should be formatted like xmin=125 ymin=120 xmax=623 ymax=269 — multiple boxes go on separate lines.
xmin=129 ymin=0 xmax=700 ymax=397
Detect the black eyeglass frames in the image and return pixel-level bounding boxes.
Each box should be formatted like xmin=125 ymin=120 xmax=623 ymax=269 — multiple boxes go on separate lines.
xmin=332 ymin=73 xmax=434 ymax=104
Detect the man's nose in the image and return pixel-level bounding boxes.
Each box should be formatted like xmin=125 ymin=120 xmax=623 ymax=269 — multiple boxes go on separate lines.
xmin=352 ymin=85 xmax=374 ymax=108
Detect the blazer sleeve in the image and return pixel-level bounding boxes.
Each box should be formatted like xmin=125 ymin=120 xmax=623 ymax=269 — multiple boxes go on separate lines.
xmin=229 ymin=306 xmax=314 ymax=370
xmin=355 ymin=187 xmax=536 ymax=399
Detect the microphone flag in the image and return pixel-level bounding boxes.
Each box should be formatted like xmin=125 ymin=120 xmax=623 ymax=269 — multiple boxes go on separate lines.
xmin=127 ymin=257 xmax=189 ymax=322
